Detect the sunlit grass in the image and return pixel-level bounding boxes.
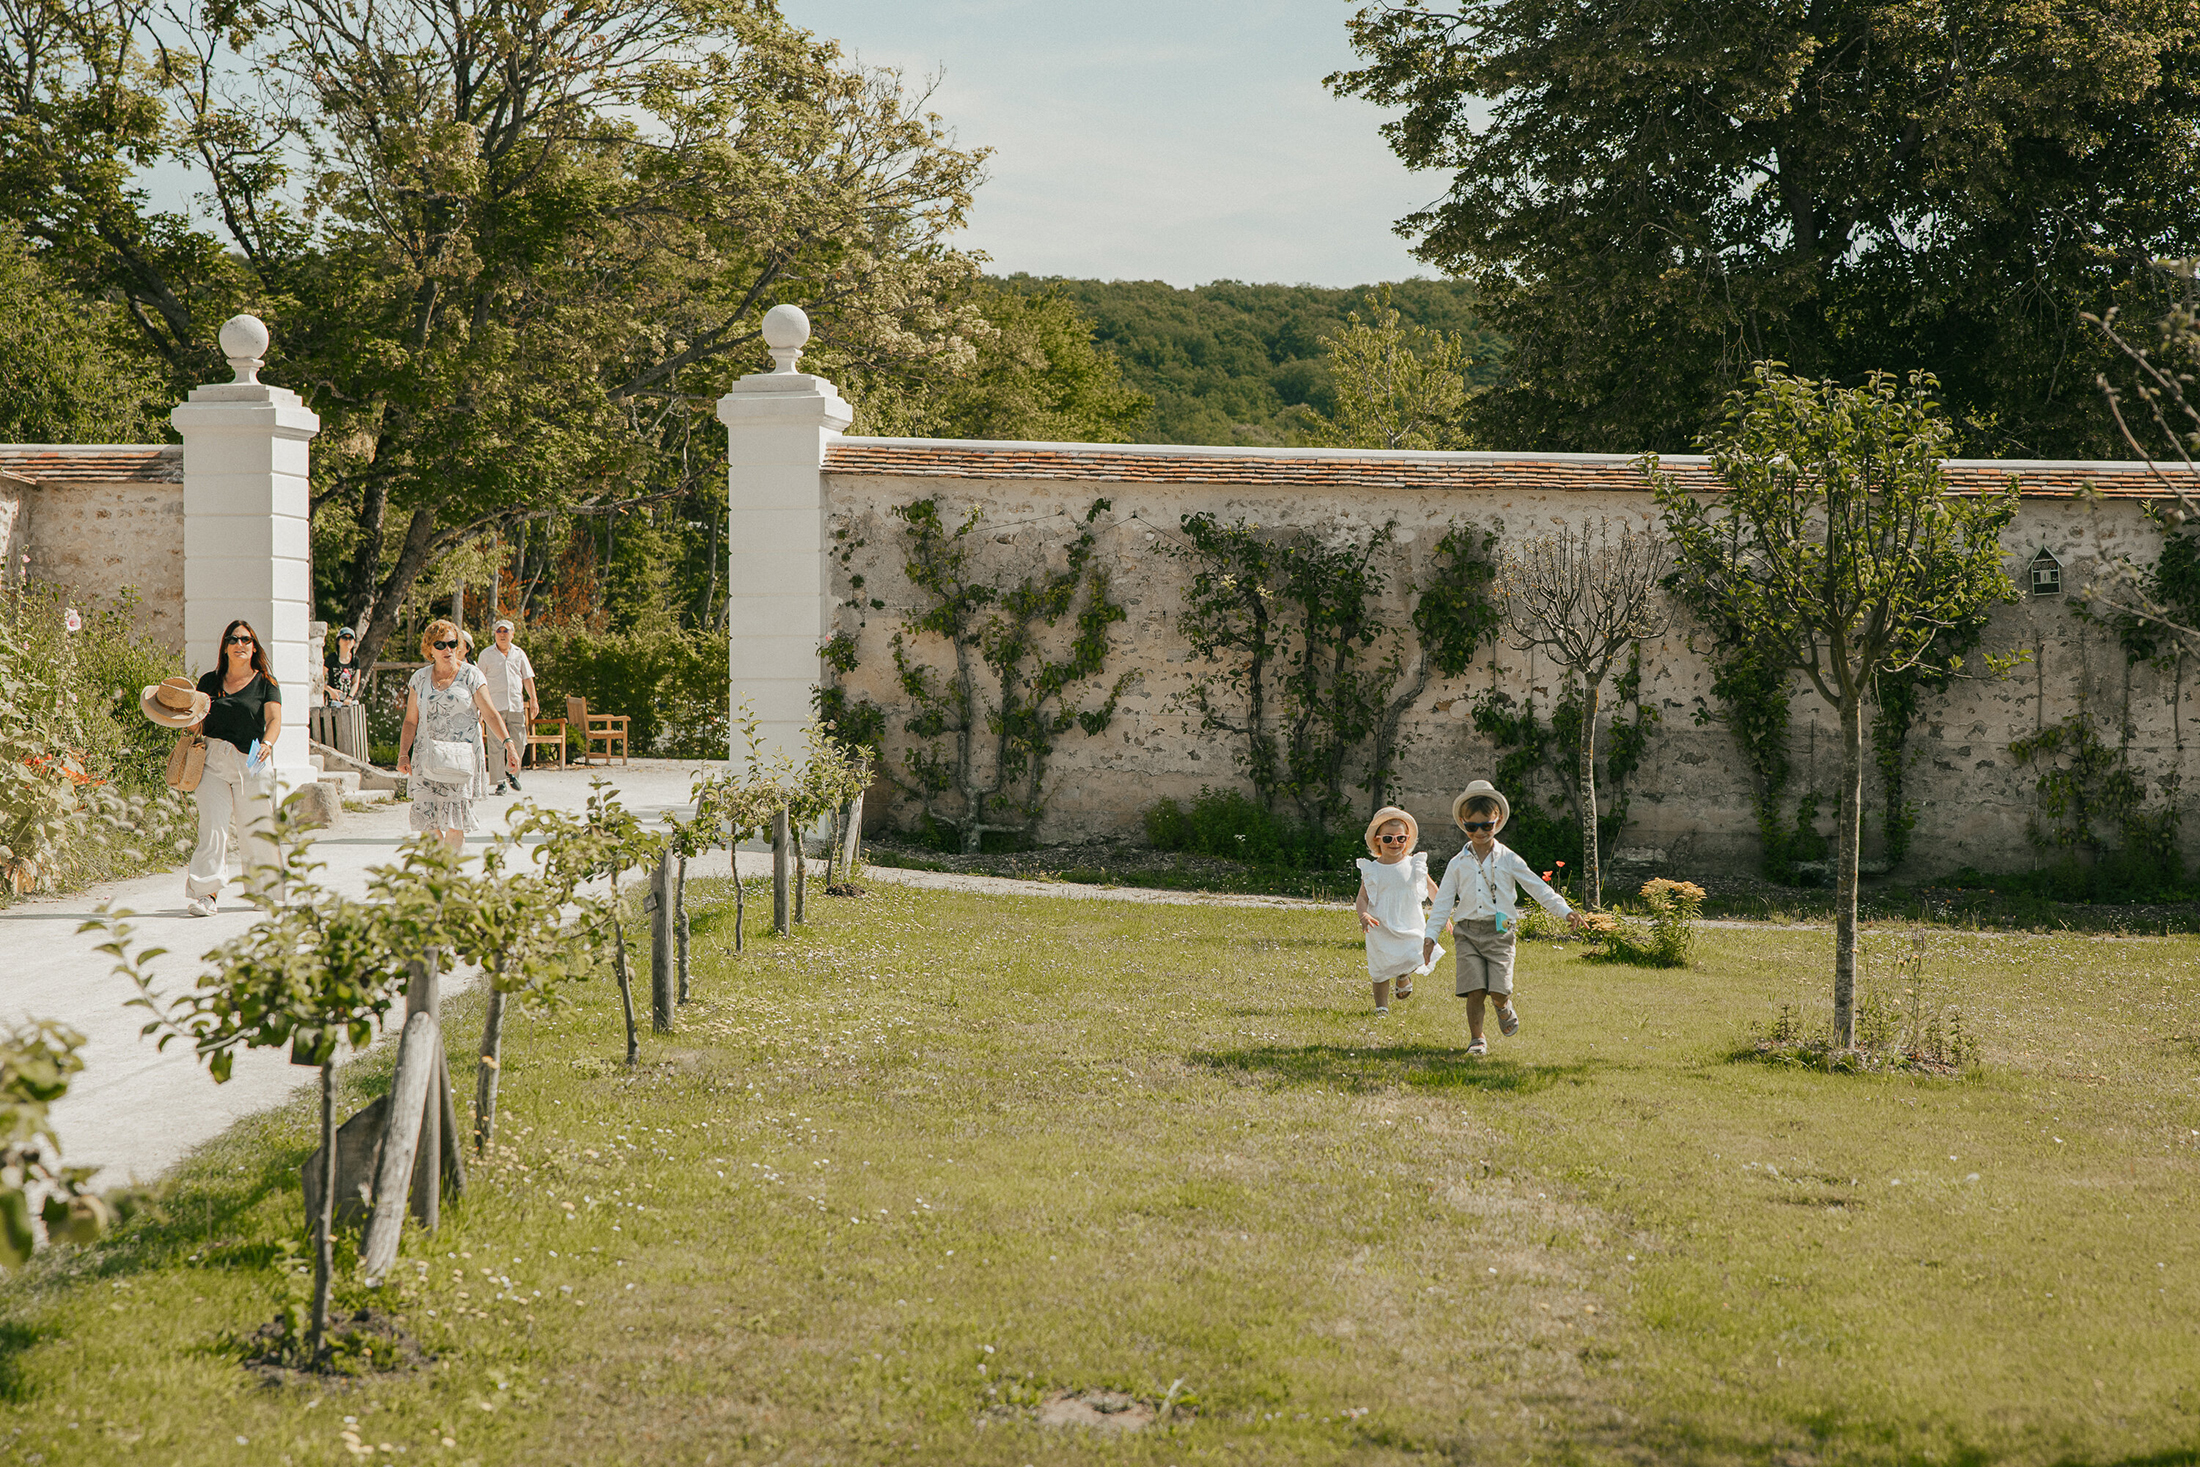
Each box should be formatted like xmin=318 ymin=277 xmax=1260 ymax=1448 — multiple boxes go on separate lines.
xmin=2 ymin=884 xmax=2196 ymax=1464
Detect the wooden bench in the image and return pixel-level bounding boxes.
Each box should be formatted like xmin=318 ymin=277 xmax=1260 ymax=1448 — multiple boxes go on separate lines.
xmin=567 ymin=695 xmax=630 ymax=766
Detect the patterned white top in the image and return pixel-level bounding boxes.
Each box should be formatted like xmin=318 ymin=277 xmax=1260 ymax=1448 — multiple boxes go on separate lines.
xmin=408 ymin=662 xmax=486 ymax=831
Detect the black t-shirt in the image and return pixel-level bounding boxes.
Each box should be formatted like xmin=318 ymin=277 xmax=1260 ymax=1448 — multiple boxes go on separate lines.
xmin=324 ymin=651 xmax=363 ymax=701
xmin=196 ymin=670 xmax=282 ymax=754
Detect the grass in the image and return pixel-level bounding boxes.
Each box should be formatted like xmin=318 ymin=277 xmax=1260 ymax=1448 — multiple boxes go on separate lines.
xmin=4 ymin=881 xmax=2199 ymax=1464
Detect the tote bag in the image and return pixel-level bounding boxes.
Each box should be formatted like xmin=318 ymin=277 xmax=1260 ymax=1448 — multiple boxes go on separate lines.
xmin=165 ymin=733 xmax=208 ymax=792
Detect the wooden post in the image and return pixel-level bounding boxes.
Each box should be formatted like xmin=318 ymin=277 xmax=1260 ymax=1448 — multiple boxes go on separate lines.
xmin=648 ymin=850 xmax=673 ymax=1033
xmin=360 ymin=1011 xmax=439 ymax=1282
xmin=842 ymin=793 xmax=863 ymax=875
xmin=475 ymin=986 xmax=506 ymax=1151
xmin=675 ymin=853 xmax=690 ymax=1003
xmin=772 ymin=808 xmax=790 ymax=936
xmin=795 ymin=836 xmax=807 ymax=924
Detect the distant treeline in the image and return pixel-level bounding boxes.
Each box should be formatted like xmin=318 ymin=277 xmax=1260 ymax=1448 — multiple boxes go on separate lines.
xmin=990 ymin=275 xmax=1504 ymax=447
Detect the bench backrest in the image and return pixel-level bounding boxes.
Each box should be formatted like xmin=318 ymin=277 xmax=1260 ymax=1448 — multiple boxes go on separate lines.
xmin=566 ymin=694 xmax=588 ymax=726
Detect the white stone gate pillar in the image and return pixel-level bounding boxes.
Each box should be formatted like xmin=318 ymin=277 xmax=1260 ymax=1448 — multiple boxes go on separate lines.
xmin=716 ymin=305 xmax=851 ymax=764
xmin=171 ymin=315 xmax=321 ymax=795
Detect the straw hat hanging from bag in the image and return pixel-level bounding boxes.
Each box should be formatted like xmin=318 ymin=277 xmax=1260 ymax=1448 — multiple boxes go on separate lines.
xmin=141 ymin=677 xmax=211 ymax=792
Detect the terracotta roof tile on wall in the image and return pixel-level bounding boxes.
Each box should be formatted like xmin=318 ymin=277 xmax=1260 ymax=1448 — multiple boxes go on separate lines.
xmin=0 ymin=445 xmax=183 ymax=484
xmin=824 ymin=439 xmax=2180 ymax=500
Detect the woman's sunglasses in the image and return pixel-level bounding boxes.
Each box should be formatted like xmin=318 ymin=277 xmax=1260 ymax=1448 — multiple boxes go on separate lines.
xmin=225 ymin=634 xmax=255 ymax=645
xmin=1463 ymin=820 xmax=1496 ymax=832
xmin=433 ymin=639 xmax=460 ymax=650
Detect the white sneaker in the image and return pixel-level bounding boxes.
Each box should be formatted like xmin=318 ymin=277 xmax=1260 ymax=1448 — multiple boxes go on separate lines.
xmin=185 ymin=896 xmax=214 ymax=917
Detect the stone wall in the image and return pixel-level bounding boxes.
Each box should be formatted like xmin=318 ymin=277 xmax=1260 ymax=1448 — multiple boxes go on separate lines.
xmin=0 ymin=447 xmax=187 ymax=654
xmin=818 ymin=442 xmax=2193 ymax=877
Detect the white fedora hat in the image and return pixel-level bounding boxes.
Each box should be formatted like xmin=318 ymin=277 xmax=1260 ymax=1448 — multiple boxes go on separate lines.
xmin=140 ymin=676 xmax=210 ymax=729
xmin=1451 ymin=780 xmax=1511 ymax=833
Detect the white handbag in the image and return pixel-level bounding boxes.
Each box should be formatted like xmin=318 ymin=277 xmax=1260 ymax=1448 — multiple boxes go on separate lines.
xmin=412 ymin=737 xmax=475 ymax=786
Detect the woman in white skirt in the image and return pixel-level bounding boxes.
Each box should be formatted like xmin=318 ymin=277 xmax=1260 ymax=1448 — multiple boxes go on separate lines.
xmin=396 ymin=618 xmax=520 ymax=851
xmin=1354 ymin=804 xmax=1442 ymax=1015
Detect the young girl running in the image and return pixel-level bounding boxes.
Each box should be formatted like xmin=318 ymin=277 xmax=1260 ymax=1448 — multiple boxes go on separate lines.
xmin=1423 ymin=781 xmax=1583 ymax=1054
xmin=1355 ymin=805 xmax=1442 ymax=1015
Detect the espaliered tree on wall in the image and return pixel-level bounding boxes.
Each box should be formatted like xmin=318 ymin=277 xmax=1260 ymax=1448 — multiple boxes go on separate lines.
xmin=858 ymin=496 xmax=1133 ymax=853
xmin=1651 ymin=366 xmax=2019 ymax=1046
xmin=1174 ymin=514 xmax=1504 ymax=834
xmin=1495 ymin=520 xmax=1671 ymax=908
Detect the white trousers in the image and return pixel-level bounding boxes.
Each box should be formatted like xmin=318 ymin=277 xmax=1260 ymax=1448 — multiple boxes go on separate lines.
xmin=186 ymin=739 xmax=276 ymax=898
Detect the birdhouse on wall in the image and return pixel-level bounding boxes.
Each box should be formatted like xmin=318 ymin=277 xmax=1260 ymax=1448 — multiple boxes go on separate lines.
xmin=2029 ymin=547 xmax=2063 ymax=598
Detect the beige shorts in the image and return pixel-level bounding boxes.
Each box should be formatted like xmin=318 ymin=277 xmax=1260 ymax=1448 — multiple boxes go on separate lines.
xmin=1454 ymin=917 xmax=1517 ymax=997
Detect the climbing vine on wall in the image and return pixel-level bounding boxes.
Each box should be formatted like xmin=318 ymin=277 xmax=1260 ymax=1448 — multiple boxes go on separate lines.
xmin=2084 ymin=517 xmax=2200 ymax=669
xmin=1681 ymin=622 xmax=1827 ymax=884
xmin=819 ymin=497 xmax=1132 ymax=852
xmin=1171 ymin=515 xmax=1502 ymax=832
xmin=2009 ymin=712 xmax=2185 ymax=897
xmin=1470 ymin=647 xmax=1657 ymax=874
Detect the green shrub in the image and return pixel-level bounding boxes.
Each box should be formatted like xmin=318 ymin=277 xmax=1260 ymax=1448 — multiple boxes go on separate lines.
xmin=0 ymin=582 xmax=193 ymax=895
xmin=1582 ymin=877 xmax=1706 ymax=968
xmin=1143 ymin=788 xmax=1362 ymax=871
xmin=515 ymin=626 xmax=730 ymax=759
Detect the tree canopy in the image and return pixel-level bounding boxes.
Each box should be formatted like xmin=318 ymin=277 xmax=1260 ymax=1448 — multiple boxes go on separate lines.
xmin=0 ymin=0 xmax=990 ymax=669
xmin=1335 ymin=0 xmax=2200 ymax=457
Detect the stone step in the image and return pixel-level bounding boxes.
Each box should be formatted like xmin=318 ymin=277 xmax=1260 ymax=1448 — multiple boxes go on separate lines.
xmin=315 ymin=769 xmax=362 ymax=796
xmin=308 ymin=754 xmax=325 ymax=774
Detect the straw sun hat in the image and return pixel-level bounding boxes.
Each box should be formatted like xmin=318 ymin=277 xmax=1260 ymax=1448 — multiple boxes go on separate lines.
xmin=1450 ymin=780 xmax=1511 ymax=833
xmin=139 ymin=676 xmax=210 ymax=729
xmin=1363 ymin=805 xmax=1419 ymax=857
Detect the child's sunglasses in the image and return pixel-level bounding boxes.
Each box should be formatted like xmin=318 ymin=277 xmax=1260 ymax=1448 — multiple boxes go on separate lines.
xmin=1462 ymin=820 xmax=1496 ymax=832
xmin=1377 ymin=833 xmax=1410 ymax=844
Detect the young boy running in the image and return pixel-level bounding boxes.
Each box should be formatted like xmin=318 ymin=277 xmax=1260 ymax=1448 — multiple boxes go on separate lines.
xmin=1422 ymin=781 xmax=1583 ymax=1055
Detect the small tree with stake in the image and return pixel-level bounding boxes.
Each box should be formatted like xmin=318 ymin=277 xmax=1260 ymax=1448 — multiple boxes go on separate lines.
xmin=1495 ymin=519 xmax=1671 ymax=909
xmin=516 ymin=782 xmax=661 ymax=1066
xmin=86 ymin=810 xmax=406 ymax=1365
xmin=1650 ymin=366 xmax=2018 ymax=1046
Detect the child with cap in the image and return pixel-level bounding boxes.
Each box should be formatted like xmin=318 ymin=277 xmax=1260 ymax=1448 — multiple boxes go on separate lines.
xmin=1422 ymin=781 xmax=1582 ymax=1055
xmin=1354 ymin=805 xmax=1442 ymax=1015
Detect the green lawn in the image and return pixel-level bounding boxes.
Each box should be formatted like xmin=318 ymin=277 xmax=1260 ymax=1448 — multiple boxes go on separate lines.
xmin=5 ymin=882 xmax=2198 ymax=1465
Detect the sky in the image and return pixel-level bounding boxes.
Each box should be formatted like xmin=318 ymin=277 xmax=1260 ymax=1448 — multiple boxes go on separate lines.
xmin=778 ymin=1 xmax=1442 ymax=288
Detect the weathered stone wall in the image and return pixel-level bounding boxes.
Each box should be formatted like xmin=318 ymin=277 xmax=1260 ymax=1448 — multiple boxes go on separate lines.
xmin=822 ymin=462 xmax=2194 ymax=877
xmin=0 ymin=448 xmax=188 ymax=654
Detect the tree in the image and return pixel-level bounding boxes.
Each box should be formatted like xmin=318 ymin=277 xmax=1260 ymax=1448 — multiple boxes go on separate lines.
xmin=862 ymin=283 xmax=1153 ymax=442
xmin=1 ymin=1019 xmax=133 ymax=1267
xmin=0 ymin=0 xmax=991 ymax=670
xmin=1333 ymin=0 xmax=2200 ymax=457
xmin=1299 ymin=287 xmax=1481 ymax=449
xmin=0 ymin=230 xmax=166 ymax=442
xmin=1496 ymin=521 xmax=1671 ymax=908
xmin=1651 ymin=367 xmax=2018 ymax=1045
xmin=88 ymin=808 xmax=409 ymax=1364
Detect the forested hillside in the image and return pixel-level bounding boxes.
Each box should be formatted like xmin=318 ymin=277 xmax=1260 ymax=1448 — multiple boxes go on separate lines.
xmin=991 ymin=275 xmax=1503 ymax=446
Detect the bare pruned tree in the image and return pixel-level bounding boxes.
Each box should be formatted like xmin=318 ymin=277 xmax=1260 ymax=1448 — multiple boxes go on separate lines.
xmin=1497 ymin=519 xmax=1671 ymax=907
xmin=2085 ymin=265 xmax=2200 ymax=653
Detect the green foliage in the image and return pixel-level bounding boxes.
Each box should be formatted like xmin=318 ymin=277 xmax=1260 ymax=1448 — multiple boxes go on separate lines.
xmin=520 ymin=626 xmax=729 ymax=760
xmin=0 ymin=230 xmax=167 ymax=442
xmin=2008 ymin=713 xmax=2186 ymax=900
xmin=858 ymin=283 xmax=1152 ymax=442
xmin=1748 ymin=941 xmax=1981 ymax=1073
xmin=0 ymin=0 xmax=994 ymax=674
xmin=0 ymin=1019 xmax=135 ymax=1267
xmin=1581 ymin=878 xmax=1706 ymax=969
xmin=872 ymin=496 xmax=1130 ymax=851
xmin=1002 ymin=275 xmax=1502 ymax=446
xmin=1297 ymin=287 xmax=1481 ymax=449
xmin=0 ymin=582 xmax=193 ymax=895
xmin=1142 ymin=788 xmax=1364 ymax=872
xmin=1335 ymin=0 xmax=2200 ymax=458
xmin=2083 ymin=518 xmax=2200 ymax=668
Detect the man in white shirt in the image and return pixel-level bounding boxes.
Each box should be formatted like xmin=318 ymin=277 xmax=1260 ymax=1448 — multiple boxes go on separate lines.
xmin=477 ymin=619 xmax=539 ymax=793
xmin=1424 ymin=780 xmax=1583 ymax=1055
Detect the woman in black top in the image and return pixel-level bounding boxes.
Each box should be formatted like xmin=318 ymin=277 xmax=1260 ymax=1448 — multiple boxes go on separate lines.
xmin=181 ymin=618 xmax=285 ymax=916
xmin=324 ymin=626 xmax=363 ymax=703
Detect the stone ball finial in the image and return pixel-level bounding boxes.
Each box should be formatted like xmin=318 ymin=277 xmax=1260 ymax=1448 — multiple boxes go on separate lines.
xmin=762 ymin=303 xmax=810 ymax=373
xmin=220 ymin=314 xmax=270 ymax=385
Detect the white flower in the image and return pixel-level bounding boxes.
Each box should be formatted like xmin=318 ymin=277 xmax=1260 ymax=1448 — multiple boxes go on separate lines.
xmin=63 ymin=608 xmax=81 ymax=632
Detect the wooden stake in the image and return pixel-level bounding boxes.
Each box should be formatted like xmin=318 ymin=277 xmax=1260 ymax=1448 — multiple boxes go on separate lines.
xmin=772 ymin=808 xmax=790 ymax=936
xmin=649 ymin=851 xmax=673 ymax=1033
xmin=360 ymin=1011 xmax=439 ymax=1282
xmin=675 ymin=853 xmax=690 ymax=1003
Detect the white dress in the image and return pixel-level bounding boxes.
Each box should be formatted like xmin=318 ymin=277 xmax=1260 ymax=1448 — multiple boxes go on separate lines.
xmin=1358 ymin=853 xmax=1441 ymax=981
xmin=408 ymin=663 xmax=487 ymax=833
